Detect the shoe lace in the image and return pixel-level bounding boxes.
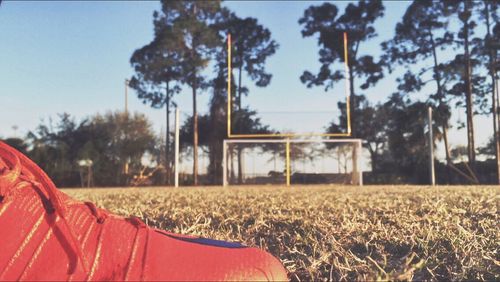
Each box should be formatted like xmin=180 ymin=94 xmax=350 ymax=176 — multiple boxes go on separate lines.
xmin=0 ymin=143 xmax=149 ymax=275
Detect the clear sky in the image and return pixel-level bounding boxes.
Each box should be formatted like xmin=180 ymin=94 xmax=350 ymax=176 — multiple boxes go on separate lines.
xmin=0 ymin=1 xmax=494 ymax=162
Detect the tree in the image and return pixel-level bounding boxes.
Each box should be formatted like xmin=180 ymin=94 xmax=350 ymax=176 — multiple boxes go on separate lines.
xmin=480 ymin=1 xmax=500 ymax=183
xmin=179 ymin=106 xmax=273 ymax=184
xmin=1 ymin=137 xmax=28 ymax=155
xmin=27 ymin=112 xmax=156 ymax=187
xmin=381 ymin=0 xmax=458 ymax=181
xmin=326 ymin=95 xmax=388 ymax=173
xmin=214 ymin=10 xmax=278 ymax=111
xmin=383 ymin=94 xmax=444 ymax=183
xmin=27 ymin=114 xmax=87 ymax=186
xmin=130 ymin=25 xmax=183 ymax=185
xmin=153 ymin=1 xmax=221 ymax=185
xmin=441 ymin=1 xmax=496 ymax=178
xmin=479 ymin=137 xmax=496 ymax=158
xmin=90 ymin=112 xmax=156 ymax=184
xmin=459 ymin=0 xmax=477 ymax=168
xmin=298 ymin=0 xmax=385 ymax=136
xmin=213 ymin=9 xmax=278 ymax=183
xmin=131 ymin=0 xmax=221 ymax=185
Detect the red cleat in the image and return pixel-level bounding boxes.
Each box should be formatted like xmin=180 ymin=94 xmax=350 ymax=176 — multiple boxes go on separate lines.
xmin=0 ymin=141 xmax=288 ymax=281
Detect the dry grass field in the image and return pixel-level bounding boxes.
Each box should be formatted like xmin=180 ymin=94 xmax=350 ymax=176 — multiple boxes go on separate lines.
xmin=65 ymin=185 xmax=499 ymax=281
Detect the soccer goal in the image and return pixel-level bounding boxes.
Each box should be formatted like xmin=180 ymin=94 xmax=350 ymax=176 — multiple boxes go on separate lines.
xmin=222 ymin=139 xmax=363 ymax=186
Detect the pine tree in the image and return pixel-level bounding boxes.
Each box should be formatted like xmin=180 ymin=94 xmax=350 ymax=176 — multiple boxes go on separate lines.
xmin=153 ymin=1 xmax=221 ymax=185
xmin=298 ymin=0 xmax=385 ymax=136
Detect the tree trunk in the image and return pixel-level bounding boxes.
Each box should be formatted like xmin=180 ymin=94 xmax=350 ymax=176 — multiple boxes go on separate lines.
xmin=237 ymin=64 xmax=244 ymax=184
xmin=485 ymin=1 xmax=500 ymax=184
xmin=208 ymin=91 xmax=224 ymax=185
xmin=337 ymin=149 xmax=341 ymax=173
xmin=193 ymin=84 xmax=198 ymax=186
xmin=238 ymin=64 xmax=243 ymax=110
xmin=442 ymin=125 xmax=453 ymax=183
xmin=463 ymin=0 xmax=476 ymax=169
xmin=368 ymin=145 xmax=377 ymax=173
xmin=429 ymin=30 xmax=452 ymax=183
xmin=165 ymin=82 xmax=170 ymax=185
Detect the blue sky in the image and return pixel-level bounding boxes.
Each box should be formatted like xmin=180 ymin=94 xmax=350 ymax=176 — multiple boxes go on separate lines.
xmin=0 ymin=1 xmax=494 ymax=162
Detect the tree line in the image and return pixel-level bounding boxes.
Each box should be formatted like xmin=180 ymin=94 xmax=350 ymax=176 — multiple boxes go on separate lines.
xmin=3 ymin=112 xmax=161 ymax=187
xmin=2 ymin=0 xmax=499 ymax=186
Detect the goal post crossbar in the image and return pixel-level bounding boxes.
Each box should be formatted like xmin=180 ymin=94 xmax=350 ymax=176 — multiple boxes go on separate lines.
xmin=222 ymin=139 xmax=363 ymax=187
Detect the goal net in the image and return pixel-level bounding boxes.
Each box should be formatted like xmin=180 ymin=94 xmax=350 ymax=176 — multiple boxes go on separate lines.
xmin=222 ymin=139 xmax=363 ymax=186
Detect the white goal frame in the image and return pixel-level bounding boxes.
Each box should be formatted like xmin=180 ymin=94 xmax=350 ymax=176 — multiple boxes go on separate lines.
xmin=222 ymin=139 xmax=363 ymax=187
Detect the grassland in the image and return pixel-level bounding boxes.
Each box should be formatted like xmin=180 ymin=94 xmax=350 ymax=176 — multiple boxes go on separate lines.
xmin=65 ymin=185 xmax=499 ymax=281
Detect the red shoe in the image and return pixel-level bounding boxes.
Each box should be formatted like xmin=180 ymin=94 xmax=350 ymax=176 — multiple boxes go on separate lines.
xmin=0 ymin=141 xmax=288 ymax=281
